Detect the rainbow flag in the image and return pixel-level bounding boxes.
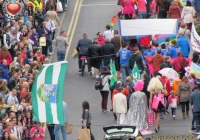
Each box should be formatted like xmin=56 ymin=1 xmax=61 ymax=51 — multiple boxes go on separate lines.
xmin=71 ymin=49 xmax=78 ymax=59
xmin=155 ymin=34 xmax=177 ymax=44
xmin=110 ymin=15 xmax=118 ymax=30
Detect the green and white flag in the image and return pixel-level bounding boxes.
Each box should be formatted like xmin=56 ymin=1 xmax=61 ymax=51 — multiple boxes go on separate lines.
xmin=110 ymin=59 xmax=118 ymax=87
xmin=132 ymin=63 xmax=140 ymax=83
xmin=31 ymin=61 xmax=68 ymax=125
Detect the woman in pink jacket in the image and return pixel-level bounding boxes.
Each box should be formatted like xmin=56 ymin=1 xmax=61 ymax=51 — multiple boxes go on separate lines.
xmin=122 ymin=0 xmax=135 ymax=19
xmin=137 ymin=0 xmax=147 ymax=19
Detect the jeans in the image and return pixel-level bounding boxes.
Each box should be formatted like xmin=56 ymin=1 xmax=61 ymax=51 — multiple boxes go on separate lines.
xmin=194 ymin=112 xmax=200 ymax=132
xmin=78 ymin=55 xmax=91 ymax=72
xmin=171 ymin=108 xmax=176 ymax=116
xmin=100 ymin=91 xmax=109 ymax=110
xmin=60 ymin=0 xmax=66 ymax=10
xmin=48 ymin=33 xmax=53 ymax=53
xmin=120 ymin=65 xmax=130 ymax=82
xmin=181 ymin=101 xmax=189 ymax=112
xmin=54 ymin=124 xmax=67 ymax=140
xmin=138 ymin=11 xmax=147 ymax=19
xmin=192 ymin=109 xmax=196 ymax=128
xmin=158 ymin=10 xmax=167 ymax=18
xmin=57 ymin=50 xmax=66 ymax=61
xmin=48 ymin=124 xmax=55 ymax=140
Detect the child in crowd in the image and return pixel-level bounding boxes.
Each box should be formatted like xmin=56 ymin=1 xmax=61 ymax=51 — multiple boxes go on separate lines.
xmin=168 ymin=90 xmax=179 ymax=120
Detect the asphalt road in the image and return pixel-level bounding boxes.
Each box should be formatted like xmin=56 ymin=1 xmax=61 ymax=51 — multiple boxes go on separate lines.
xmin=45 ymin=0 xmax=195 ymax=139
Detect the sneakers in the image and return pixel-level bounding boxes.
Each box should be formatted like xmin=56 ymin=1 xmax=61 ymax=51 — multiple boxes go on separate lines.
xmin=49 ymin=52 xmax=52 ymax=56
xmin=191 ymin=127 xmax=196 ymax=130
xmin=45 ymin=58 xmax=49 ymax=61
xmin=78 ymin=69 xmax=81 ymax=72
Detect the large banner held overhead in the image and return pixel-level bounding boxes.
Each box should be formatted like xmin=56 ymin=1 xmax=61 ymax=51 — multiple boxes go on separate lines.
xmin=190 ymin=62 xmax=200 ymax=79
xmin=191 ymin=23 xmax=200 ymax=53
xmin=31 ymin=61 xmax=68 ymax=125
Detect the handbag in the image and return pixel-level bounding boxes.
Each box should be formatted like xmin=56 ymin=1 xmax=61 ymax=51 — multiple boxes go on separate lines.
xmin=66 ymin=123 xmax=73 ymax=134
xmin=148 ymin=109 xmax=154 ymax=126
xmin=117 ymin=0 xmax=122 ymax=5
xmin=39 ymin=37 xmax=46 ymax=46
xmin=78 ymin=128 xmax=90 ymax=140
xmin=57 ymin=1 xmax=63 ymax=12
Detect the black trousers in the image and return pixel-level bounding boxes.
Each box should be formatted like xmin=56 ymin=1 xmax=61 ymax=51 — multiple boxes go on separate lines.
xmin=158 ymin=10 xmax=167 ymax=19
xmin=181 ymin=101 xmax=189 ymax=112
xmin=114 ymin=56 xmax=120 ymax=71
xmin=47 ymin=124 xmax=55 ymax=140
xmin=42 ymin=40 xmax=50 ymax=57
xmin=125 ymin=14 xmax=132 ymax=20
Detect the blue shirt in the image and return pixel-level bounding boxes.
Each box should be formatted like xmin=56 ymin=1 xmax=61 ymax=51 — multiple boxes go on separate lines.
xmin=162 ymin=49 xmax=168 ymax=57
xmin=152 ymin=48 xmax=165 ymax=56
xmin=118 ymin=49 xmax=131 ymax=65
xmin=169 ymin=46 xmax=181 ymax=58
xmin=177 ymin=36 xmax=190 ymax=57
xmin=143 ymin=50 xmax=152 ymax=57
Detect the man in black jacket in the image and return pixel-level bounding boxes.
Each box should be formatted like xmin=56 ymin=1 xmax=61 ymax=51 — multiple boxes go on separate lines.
xmin=101 ymin=38 xmax=115 ymax=67
xmin=76 ymin=33 xmax=92 ymax=72
xmin=129 ymin=48 xmax=144 ymax=73
xmin=87 ymin=38 xmax=101 ymax=77
xmin=34 ymin=8 xmax=45 ymax=26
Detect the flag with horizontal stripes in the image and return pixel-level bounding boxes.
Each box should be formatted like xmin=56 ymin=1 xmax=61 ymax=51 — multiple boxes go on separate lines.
xmin=31 ymin=61 xmax=68 ymax=125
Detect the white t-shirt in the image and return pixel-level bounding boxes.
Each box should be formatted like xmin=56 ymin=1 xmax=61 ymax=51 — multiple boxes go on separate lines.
xmin=103 ymin=30 xmax=114 ymax=39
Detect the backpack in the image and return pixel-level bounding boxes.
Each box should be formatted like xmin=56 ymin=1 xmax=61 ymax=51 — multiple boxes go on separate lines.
xmin=95 ymin=75 xmax=107 ymax=90
xmin=0 ymin=66 xmax=4 ymax=77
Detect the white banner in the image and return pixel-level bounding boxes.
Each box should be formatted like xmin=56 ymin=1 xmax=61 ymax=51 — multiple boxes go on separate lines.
xmin=119 ymin=19 xmax=178 ymax=36
xmin=191 ymin=24 xmax=200 ymax=53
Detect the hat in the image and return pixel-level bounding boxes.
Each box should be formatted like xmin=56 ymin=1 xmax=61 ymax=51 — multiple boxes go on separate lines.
xmin=133 ymin=80 xmax=144 ymax=91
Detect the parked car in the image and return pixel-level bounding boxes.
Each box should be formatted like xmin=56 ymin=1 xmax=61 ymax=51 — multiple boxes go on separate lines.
xmin=103 ymin=125 xmax=143 ymax=140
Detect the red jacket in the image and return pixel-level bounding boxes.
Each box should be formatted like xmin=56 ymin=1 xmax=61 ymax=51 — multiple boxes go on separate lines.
xmin=173 ymin=56 xmax=189 ymax=72
xmin=168 ymin=4 xmax=181 ymax=19
xmin=98 ymin=36 xmax=105 ymax=46
xmin=160 ymin=76 xmax=171 ymax=95
xmin=0 ymin=53 xmax=12 ymax=66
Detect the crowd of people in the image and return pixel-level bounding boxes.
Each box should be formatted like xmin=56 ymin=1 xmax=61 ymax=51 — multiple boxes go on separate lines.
xmin=0 ymin=0 xmax=69 ymax=139
xmin=75 ymin=0 xmax=200 ymax=138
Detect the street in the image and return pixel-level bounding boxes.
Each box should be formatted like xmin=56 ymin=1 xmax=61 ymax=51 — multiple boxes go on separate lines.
xmin=46 ymin=0 xmax=194 ymax=139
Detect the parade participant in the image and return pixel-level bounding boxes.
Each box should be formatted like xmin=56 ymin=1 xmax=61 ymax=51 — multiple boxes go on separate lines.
xmin=188 ymin=73 xmax=197 ymax=90
xmin=192 ymin=51 xmax=200 ymax=85
xmin=142 ymin=74 xmax=150 ymax=107
xmin=173 ymin=51 xmax=189 ymax=79
xmin=124 ymin=80 xmax=148 ymax=131
xmin=121 ymin=0 xmax=135 ymax=20
xmin=99 ymin=66 xmax=110 ymax=112
xmin=103 ymin=25 xmax=114 ymax=39
xmin=81 ymin=101 xmax=95 ymax=140
xmin=111 ymin=30 xmax=123 ymax=71
xmin=76 ymin=33 xmax=92 ymax=72
xmin=178 ymin=23 xmax=191 ymax=41
xmin=56 ymin=31 xmax=69 ymax=62
xmin=113 ymin=87 xmax=127 ymax=124
xmin=156 ymin=0 xmax=168 ymax=18
xmin=181 ymin=0 xmax=195 ymax=31
xmin=168 ymin=40 xmax=180 ymax=58
xmin=30 ymin=121 xmax=45 ymax=140
xmin=87 ymin=38 xmax=101 ymax=78
xmin=145 ymin=49 xmax=165 ymax=76
xmin=117 ymin=42 xmax=131 ymax=82
xmin=177 ymin=32 xmax=190 ymax=58
xmin=190 ymin=84 xmax=200 ymax=134
xmin=168 ymin=0 xmax=181 ymax=19
xmin=178 ymin=76 xmax=192 ymax=119
xmin=101 ymin=38 xmax=115 ymax=67
xmin=148 ymin=77 xmax=168 ymax=132
xmin=137 ymin=0 xmax=147 ymax=19
xmin=129 ymin=48 xmax=144 ymax=73
xmin=168 ymin=90 xmax=179 ymax=120
xmin=96 ymin=32 xmax=104 ymax=46
xmin=160 ymin=57 xmax=172 ymax=70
